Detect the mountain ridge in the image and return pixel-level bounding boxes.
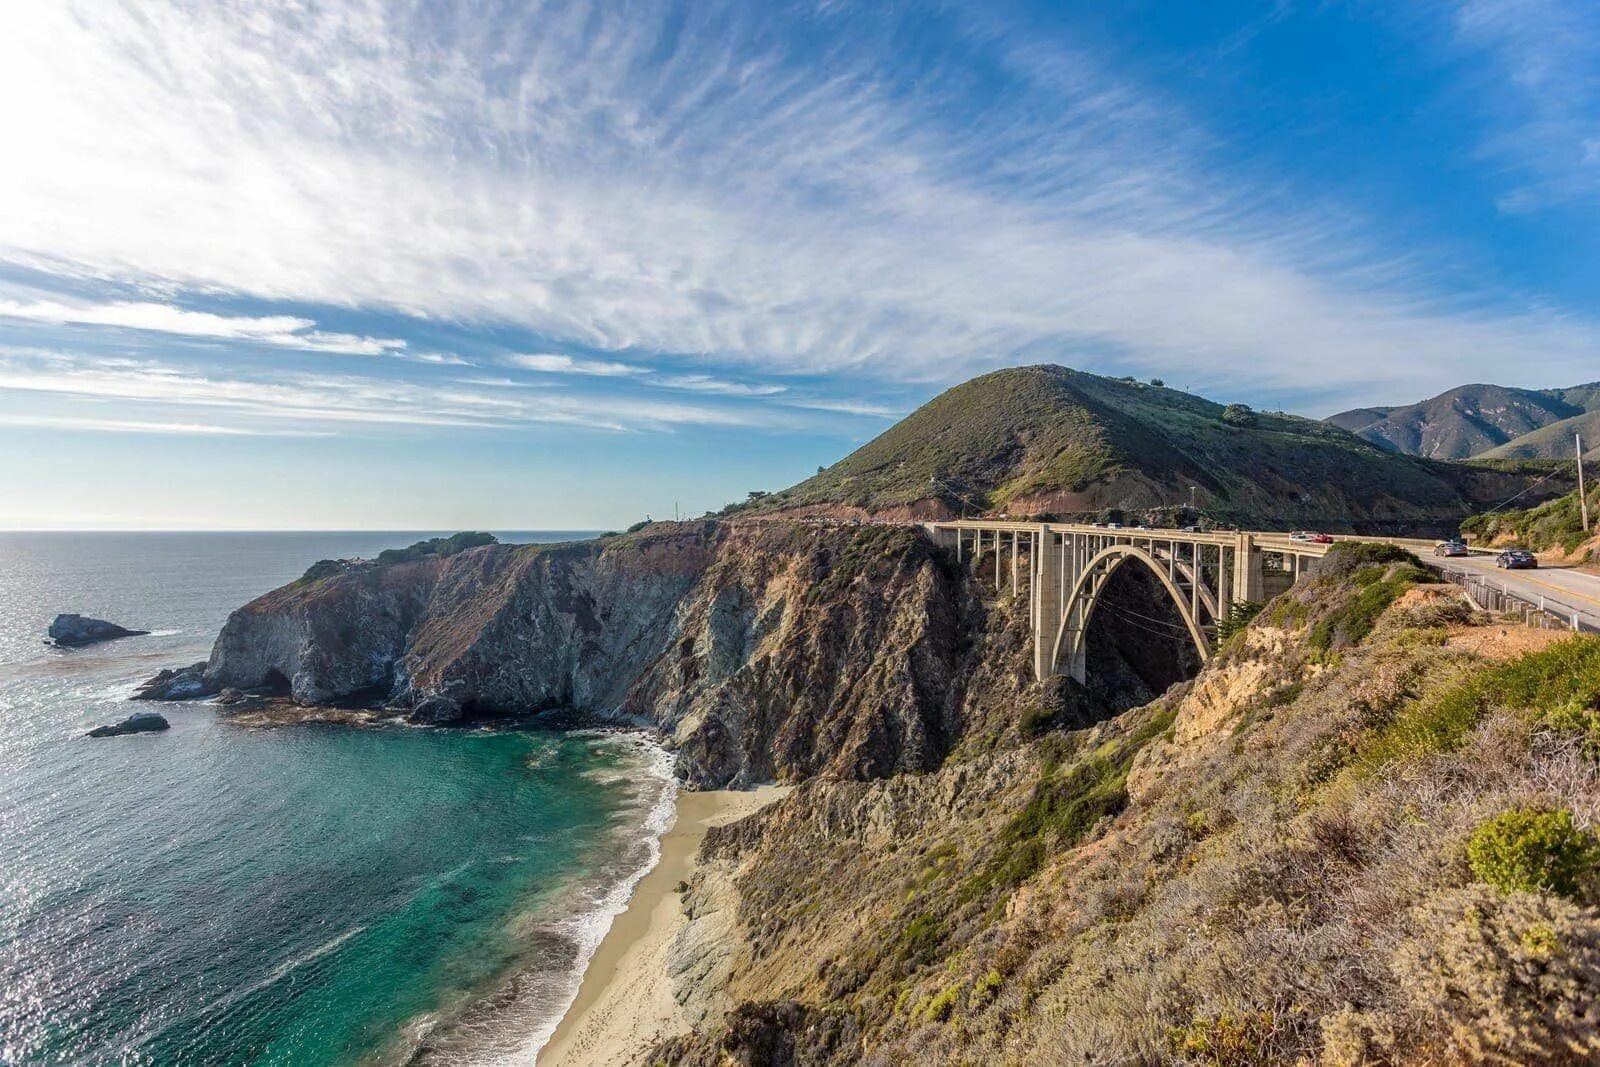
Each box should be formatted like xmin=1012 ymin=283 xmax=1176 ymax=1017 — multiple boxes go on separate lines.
xmin=1328 ymin=381 xmax=1600 ymax=460
xmin=751 ymin=364 xmax=1566 ymax=533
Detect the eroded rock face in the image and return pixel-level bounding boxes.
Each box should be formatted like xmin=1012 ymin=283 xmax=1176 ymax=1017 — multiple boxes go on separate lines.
xmin=198 ymin=523 xmax=988 ymax=786
xmin=48 ymin=614 xmax=149 ymax=647
xmin=132 ymin=662 xmax=214 ymax=701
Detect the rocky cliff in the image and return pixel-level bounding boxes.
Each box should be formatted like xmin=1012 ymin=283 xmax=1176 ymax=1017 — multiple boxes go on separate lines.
xmin=651 ymin=545 xmax=1600 ymax=1065
xmin=201 ymin=521 xmax=1183 ymax=788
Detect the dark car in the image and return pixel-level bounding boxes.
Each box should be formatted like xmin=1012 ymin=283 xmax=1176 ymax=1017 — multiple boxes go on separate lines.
xmin=1497 ymin=549 xmax=1538 ymax=570
xmin=1435 ymin=539 xmax=1469 ymax=558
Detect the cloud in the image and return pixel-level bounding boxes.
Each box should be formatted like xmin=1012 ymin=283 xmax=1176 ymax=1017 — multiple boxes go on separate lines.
xmin=0 ymin=0 xmax=1598 ymax=407
xmin=0 ymin=412 xmax=332 ymax=436
xmin=1450 ymin=0 xmax=1600 ymax=210
xmin=504 ymin=353 xmax=644 ymax=377
xmin=0 ymin=298 xmax=407 ymax=356
xmin=652 ymin=374 xmax=786 ymax=396
xmin=0 ymin=348 xmax=779 ymax=434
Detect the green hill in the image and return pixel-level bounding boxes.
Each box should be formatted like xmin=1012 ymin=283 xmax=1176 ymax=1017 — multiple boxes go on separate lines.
xmin=1328 ymin=381 xmax=1600 ymax=460
xmin=757 ymin=365 xmax=1565 ymax=532
xmin=1476 ymin=408 xmax=1600 ymax=461
xmin=1328 ymin=383 xmax=1595 ymax=459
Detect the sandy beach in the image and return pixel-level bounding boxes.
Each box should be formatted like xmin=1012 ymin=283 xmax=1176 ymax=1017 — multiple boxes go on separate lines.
xmin=537 ymin=783 xmax=788 ymax=1066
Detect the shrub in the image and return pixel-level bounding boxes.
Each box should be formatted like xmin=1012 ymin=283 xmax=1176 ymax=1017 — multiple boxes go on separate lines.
xmin=923 ymin=984 xmax=960 ymax=1022
xmin=376 ymin=531 xmax=497 ymax=566
xmin=1392 ymin=887 xmax=1600 ymax=1061
xmin=897 ymin=912 xmax=946 ymax=966
xmin=1217 ymin=601 xmax=1263 ymax=645
xmin=1541 ymin=698 xmax=1600 ymax=758
xmin=1364 ymin=637 xmax=1600 ymax=767
xmin=1220 ymin=403 xmax=1255 ymax=427
xmin=1167 ymin=1010 xmax=1276 ymax=1064
xmin=298 ymin=558 xmax=345 ymax=583
xmin=1466 ymin=808 xmax=1600 ymax=900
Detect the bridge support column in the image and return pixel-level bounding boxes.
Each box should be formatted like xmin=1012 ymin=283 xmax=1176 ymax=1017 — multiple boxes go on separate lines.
xmin=1233 ymin=533 xmax=1264 ymax=605
xmin=1033 ymin=526 xmax=1061 ymax=682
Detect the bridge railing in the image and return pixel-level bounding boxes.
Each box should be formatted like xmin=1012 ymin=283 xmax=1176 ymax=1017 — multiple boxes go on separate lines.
xmin=1428 ymin=561 xmax=1599 ymax=634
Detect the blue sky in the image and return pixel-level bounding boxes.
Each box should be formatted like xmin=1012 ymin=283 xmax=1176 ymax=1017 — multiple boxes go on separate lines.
xmin=3 ymin=0 xmax=1600 ymax=529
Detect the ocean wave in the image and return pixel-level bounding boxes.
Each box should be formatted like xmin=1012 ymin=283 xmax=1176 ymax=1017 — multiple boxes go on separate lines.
xmin=398 ymin=738 xmax=678 ymax=1066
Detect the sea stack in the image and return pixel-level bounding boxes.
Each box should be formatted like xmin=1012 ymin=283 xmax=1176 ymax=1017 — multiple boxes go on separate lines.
xmin=47 ymin=614 xmax=150 ymax=647
xmin=87 ymin=712 xmax=170 ymax=738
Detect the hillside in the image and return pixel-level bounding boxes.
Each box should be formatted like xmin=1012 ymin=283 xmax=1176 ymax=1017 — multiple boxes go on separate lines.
xmin=1330 ymin=381 xmax=1600 ymax=460
xmin=1477 ymin=408 xmax=1600 ymax=462
xmin=754 ymin=365 xmax=1564 ymax=533
xmin=1462 ymin=484 xmax=1600 ymax=561
xmin=655 ymin=545 xmax=1600 ymax=1064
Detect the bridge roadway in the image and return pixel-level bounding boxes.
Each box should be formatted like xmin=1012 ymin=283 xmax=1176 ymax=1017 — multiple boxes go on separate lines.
xmin=919 ymin=519 xmax=1600 ymax=684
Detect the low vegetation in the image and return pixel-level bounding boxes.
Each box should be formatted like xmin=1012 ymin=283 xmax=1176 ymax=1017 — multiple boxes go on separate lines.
xmin=739 ymin=364 xmax=1553 ymax=529
xmin=659 ymin=537 xmax=1600 ymax=1066
xmin=374 ymin=531 xmax=497 ymax=566
xmin=1462 ymin=485 xmax=1600 ymax=557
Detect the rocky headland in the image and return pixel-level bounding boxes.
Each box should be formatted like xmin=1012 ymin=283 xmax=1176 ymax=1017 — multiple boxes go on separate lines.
xmin=181 ymin=521 xmax=1180 ymax=787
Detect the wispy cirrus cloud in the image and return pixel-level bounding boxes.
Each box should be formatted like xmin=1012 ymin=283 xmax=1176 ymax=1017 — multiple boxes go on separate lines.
xmin=2 ymin=0 xmax=1598 ymax=409
xmin=0 ymin=299 xmax=408 ymax=356
xmin=504 ymin=353 xmax=644 ymax=377
xmin=1449 ymin=0 xmax=1600 ymax=211
xmin=0 ymin=348 xmax=784 ymax=434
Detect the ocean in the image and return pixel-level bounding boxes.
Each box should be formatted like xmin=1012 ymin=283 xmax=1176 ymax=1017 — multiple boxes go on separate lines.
xmin=0 ymin=531 xmax=674 ymax=1065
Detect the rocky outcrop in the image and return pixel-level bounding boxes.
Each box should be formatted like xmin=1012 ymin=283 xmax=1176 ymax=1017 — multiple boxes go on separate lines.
xmin=197 ymin=523 xmax=991 ymax=786
xmin=132 ymin=662 xmax=215 ymax=701
xmin=48 ymin=614 xmax=149 ymax=647
xmin=188 ymin=520 xmax=1178 ymax=786
xmin=88 ymin=712 xmax=169 ymax=737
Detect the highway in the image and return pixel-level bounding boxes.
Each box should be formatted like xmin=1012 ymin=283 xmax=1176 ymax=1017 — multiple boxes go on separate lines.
xmin=1433 ymin=553 xmax=1600 ymax=633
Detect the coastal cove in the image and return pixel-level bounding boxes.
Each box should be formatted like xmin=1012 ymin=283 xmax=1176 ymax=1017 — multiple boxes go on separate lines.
xmin=0 ymin=531 xmax=693 ymax=1065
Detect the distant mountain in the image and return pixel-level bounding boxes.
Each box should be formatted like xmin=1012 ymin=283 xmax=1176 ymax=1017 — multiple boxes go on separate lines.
xmin=1476 ymin=408 xmax=1600 ymax=461
xmin=753 ymin=365 xmax=1566 ymax=532
xmin=1326 ymin=384 xmax=1600 ymax=459
xmin=1324 ymin=406 xmax=1394 ymax=433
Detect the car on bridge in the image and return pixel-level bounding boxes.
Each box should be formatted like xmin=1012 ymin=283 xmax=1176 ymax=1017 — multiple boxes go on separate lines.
xmin=1434 ymin=539 xmax=1469 ymax=558
xmin=1496 ymin=549 xmax=1538 ymax=570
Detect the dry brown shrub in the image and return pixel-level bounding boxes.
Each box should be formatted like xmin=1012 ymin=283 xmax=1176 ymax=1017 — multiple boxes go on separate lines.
xmin=1390 ymin=886 xmax=1600 ymax=1063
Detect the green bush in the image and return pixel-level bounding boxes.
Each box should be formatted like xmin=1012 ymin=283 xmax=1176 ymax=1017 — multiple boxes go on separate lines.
xmin=923 ymin=984 xmax=960 ymax=1022
xmin=376 ymin=531 xmax=497 ymax=566
xmin=1467 ymin=808 xmax=1600 ymax=900
xmin=1364 ymin=637 xmax=1600 ymax=767
xmin=1217 ymin=601 xmax=1263 ymax=644
xmin=896 ymin=912 xmax=945 ymax=966
xmin=1221 ymin=403 xmax=1256 ymax=427
xmin=298 ymin=558 xmax=345 ymax=583
xmin=1541 ymin=698 xmax=1600 ymax=758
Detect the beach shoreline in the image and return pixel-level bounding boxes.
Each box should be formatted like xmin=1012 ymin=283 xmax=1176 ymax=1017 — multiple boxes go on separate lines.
xmin=537 ymin=783 xmax=787 ymax=1066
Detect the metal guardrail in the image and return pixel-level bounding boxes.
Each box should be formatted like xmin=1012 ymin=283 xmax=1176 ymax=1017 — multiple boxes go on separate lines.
xmin=1429 ymin=562 xmax=1600 ymax=634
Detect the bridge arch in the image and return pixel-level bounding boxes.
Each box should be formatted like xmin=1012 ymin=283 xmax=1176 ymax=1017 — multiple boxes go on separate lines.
xmin=1050 ymin=544 xmax=1212 ymax=684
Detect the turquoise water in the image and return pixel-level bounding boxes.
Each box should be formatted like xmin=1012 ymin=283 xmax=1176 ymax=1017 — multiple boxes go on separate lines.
xmin=0 ymin=532 xmax=668 ymax=1065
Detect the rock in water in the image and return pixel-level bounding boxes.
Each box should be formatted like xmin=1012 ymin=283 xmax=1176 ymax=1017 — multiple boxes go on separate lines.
xmin=132 ymin=662 xmax=215 ymax=701
xmin=48 ymin=614 xmax=150 ymax=647
xmin=87 ymin=712 xmax=169 ymax=738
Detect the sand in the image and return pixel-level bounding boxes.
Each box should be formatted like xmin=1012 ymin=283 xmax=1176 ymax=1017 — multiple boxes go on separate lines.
xmin=537 ymin=783 xmax=788 ymax=1066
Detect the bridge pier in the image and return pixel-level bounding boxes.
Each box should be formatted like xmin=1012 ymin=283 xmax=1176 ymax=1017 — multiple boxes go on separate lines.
xmin=1231 ymin=533 xmax=1264 ymax=606
xmin=1033 ymin=526 xmax=1062 ymax=682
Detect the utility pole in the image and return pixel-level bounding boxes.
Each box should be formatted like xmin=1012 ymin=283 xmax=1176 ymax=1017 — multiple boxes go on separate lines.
xmin=1579 ymin=433 xmax=1591 ymax=533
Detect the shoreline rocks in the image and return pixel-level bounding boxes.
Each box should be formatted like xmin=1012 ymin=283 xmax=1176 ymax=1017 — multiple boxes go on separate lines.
xmin=48 ymin=614 xmax=150 ymax=647
xmin=88 ymin=712 xmax=169 ymax=738
xmin=132 ymin=662 xmax=216 ymax=701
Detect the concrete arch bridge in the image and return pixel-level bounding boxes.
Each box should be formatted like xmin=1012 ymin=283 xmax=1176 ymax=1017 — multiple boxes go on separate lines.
xmin=922 ymin=521 xmax=1344 ymax=684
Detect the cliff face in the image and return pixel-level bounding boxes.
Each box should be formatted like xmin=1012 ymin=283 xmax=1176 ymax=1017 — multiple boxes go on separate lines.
xmin=205 ymin=523 xmax=1078 ymax=786
xmin=652 ymin=548 xmax=1600 ymax=1066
